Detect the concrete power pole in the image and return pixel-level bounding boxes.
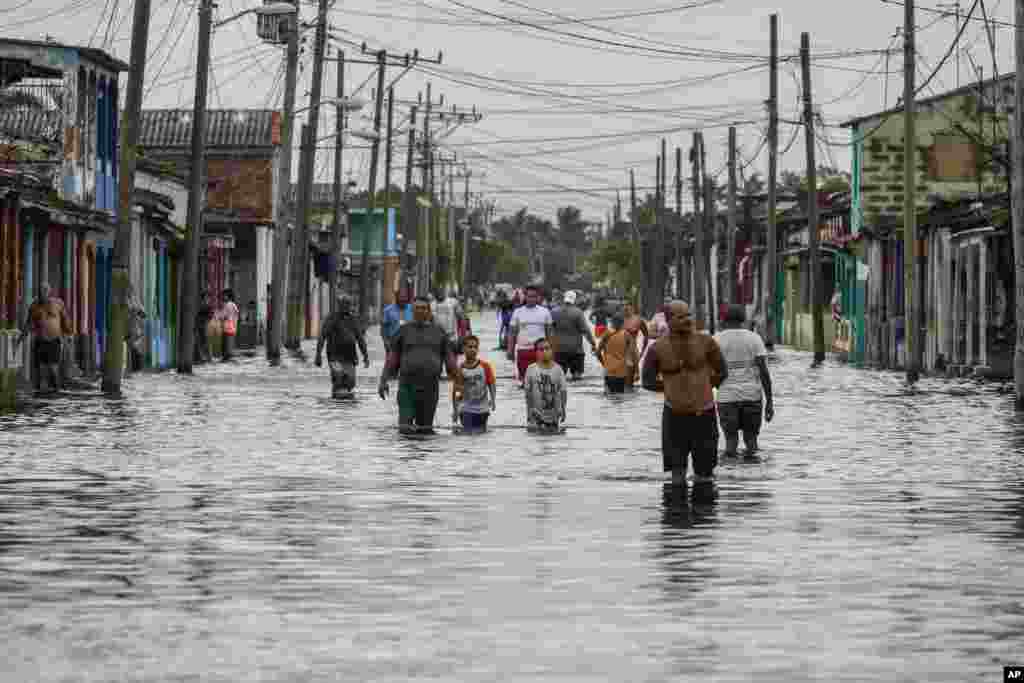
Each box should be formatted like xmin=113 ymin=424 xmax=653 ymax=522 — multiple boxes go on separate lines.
xmin=1012 ymin=0 xmax=1024 ymax=408
xmin=268 ymin=13 xmax=299 ymax=362
xmin=328 ymin=50 xmax=345 ymax=315
xmin=726 ymin=125 xmax=738 ymax=306
xmin=357 ymin=50 xmax=387 ymax=322
xmin=103 ymin=0 xmax=151 ymax=393
xmin=675 ymin=146 xmax=683 ymax=299
xmin=286 ymin=0 xmax=329 ymax=350
xmin=691 ymin=133 xmax=706 ymax=327
xmin=401 ymin=104 xmax=417 ymax=295
xmin=766 ymin=13 xmax=779 ymax=349
xmin=904 ymin=0 xmax=922 ymax=383
xmin=176 ymin=0 xmax=214 ymax=375
xmin=802 ymin=32 xmax=825 ymax=366
xmin=461 ymin=169 xmax=471 ymax=294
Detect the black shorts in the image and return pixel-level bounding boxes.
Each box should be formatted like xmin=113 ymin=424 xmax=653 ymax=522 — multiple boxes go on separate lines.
xmin=554 ymin=351 xmax=585 ymax=377
xmin=33 ymin=338 xmax=62 ymax=365
xmin=605 ymin=376 xmax=627 ymax=393
xmin=662 ymin=408 xmax=718 ymax=476
xmin=718 ymin=400 xmax=763 ymax=436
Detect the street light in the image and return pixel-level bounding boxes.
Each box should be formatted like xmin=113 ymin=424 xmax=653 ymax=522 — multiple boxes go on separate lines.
xmin=293 ymin=96 xmax=367 ymax=116
xmin=350 ymin=128 xmax=381 ymax=142
xmin=215 ymin=2 xmax=297 ymax=29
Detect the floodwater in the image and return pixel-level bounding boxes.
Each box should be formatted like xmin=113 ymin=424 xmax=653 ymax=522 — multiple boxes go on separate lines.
xmin=1 ymin=313 xmax=1023 ymax=682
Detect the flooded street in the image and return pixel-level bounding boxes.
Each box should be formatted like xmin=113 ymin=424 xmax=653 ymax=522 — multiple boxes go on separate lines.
xmin=2 ymin=313 xmax=1023 ymax=682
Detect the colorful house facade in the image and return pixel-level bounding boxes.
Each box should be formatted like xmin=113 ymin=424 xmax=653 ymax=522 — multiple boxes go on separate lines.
xmin=139 ymin=109 xmax=282 ymax=349
xmin=0 ymin=39 xmax=127 ymax=390
xmin=842 ymin=74 xmax=1012 ymax=374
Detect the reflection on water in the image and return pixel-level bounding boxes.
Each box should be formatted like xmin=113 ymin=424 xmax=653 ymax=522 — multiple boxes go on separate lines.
xmin=1 ymin=321 xmax=1023 ymax=681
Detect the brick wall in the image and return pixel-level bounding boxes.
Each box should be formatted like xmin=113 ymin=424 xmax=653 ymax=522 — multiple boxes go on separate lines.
xmin=855 ymin=89 xmax=1008 ymax=228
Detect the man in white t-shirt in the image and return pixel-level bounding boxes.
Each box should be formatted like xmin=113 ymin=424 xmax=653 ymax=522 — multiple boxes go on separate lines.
xmin=507 ymin=284 xmax=553 ymax=386
xmin=714 ymin=304 xmax=774 ymax=457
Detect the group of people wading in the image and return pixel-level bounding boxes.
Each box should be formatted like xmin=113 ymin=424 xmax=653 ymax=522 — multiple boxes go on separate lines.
xmin=314 ymin=284 xmax=775 ymax=485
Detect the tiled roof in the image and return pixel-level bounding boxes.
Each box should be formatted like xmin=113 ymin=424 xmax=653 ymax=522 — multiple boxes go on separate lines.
xmin=0 ymin=107 xmax=61 ymax=144
xmin=139 ymin=109 xmax=281 ymax=149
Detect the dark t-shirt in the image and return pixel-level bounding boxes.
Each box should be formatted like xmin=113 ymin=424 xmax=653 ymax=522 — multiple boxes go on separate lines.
xmin=322 ymin=312 xmax=366 ymax=363
xmin=393 ymin=321 xmax=450 ymax=382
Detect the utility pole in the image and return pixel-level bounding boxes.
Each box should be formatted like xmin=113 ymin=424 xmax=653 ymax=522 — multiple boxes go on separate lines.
xmin=328 ymin=49 xmax=345 ymax=315
xmin=802 ymin=32 xmax=825 ymax=366
xmin=675 ymin=146 xmax=683 ymax=300
xmin=691 ymin=132 xmax=706 ymax=327
xmin=461 ymin=168 xmax=471 ymax=294
xmin=401 ymin=104 xmax=417 ymax=296
xmin=268 ymin=10 xmax=299 ymax=362
xmin=286 ymin=0 xmax=329 ymax=351
xmin=176 ymin=0 xmax=213 ymax=374
xmin=904 ymin=0 xmax=921 ymax=381
xmin=1011 ymin=0 xmax=1024 ymax=408
xmin=659 ymin=137 xmax=668 ymax=311
xmin=766 ymin=13 xmax=779 ymax=349
xmin=727 ymin=125 xmax=738 ymax=306
xmin=103 ymin=0 xmax=151 ymax=393
xmin=357 ymin=50 xmax=387 ymax=322
xmin=421 ymin=83 xmax=432 ymax=295
xmin=703 ymin=173 xmax=717 ymax=334
xmin=382 ymin=85 xmax=395 ymax=305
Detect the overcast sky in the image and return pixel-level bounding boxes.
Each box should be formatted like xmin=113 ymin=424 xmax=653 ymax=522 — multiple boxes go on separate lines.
xmin=6 ymin=0 xmax=1018 ymax=224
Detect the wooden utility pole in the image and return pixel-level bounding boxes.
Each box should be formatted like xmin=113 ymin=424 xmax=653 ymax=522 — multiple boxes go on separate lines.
xmin=268 ymin=13 xmax=299 ymax=362
xmin=703 ymin=174 xmax=717 ymax=334
xmin=904 ymin=0 xmax=922 ymax=382
xmin=802 ymin=32 xmax=825 ymax=365
xmin=726 ymin=125 xmax=738 ymax=306
xmin=766 ymin=13 xmax=779 ymax=349
xmin=1012 ymin=0 xmax=1024 ymax=407
xmin=287 ymin=0 xmax=330 ymax=349
xmin=420 ymin=84 xmax=432 ymax=295
xmin=328 ymin=50 xmax=345 ymax=314
xmin=357 ymin=50 xmax=387 ymax=322
xmin=675 ymin=146 xmax=683 ymax=299
xmin=176 ymin=0 xmax=214 ymax=374
xmin=691 ymin=133 xmax=706 ymax=325
xmin=461 ymin=168 xmax=471 ymax=293
xmin=103 ymin=0 xmax=151 ymax=392
xmin=659 ymin=137 xmax=668 ymax=310
xmin=401 ymin=104 xmax=417 ymax=294
xmin=383 ymin=85 xmax=395 ymax=235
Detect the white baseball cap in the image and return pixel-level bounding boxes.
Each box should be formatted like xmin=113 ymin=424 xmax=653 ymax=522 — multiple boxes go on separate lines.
xmin=563 ymin=291 xmax=577 ymax=304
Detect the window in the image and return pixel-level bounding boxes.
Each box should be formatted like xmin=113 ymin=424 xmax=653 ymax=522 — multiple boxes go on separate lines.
xmin=929 ymin=134 xmax=978 ymax=181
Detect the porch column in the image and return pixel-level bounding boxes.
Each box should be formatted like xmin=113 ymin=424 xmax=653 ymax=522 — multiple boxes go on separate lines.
xmin=939 ymin=230 xmax=952 ymax=364
xmin=953 ymin=242 xmax=963 ymax=365
xmin=978 ymin=237 xmax=988 ymax=368
xmin=966 ymin=242 xmax=977 ymax=366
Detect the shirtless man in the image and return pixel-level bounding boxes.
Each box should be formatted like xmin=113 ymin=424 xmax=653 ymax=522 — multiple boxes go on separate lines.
xmin=19 ymin=283 xmax=71 ymax=391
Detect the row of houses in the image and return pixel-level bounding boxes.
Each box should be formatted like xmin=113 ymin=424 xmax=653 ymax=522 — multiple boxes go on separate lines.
xmin=0 ymin=37 xmax=405 ymax=394
xmin=695 ymin=73 xmax=1014 ymax=378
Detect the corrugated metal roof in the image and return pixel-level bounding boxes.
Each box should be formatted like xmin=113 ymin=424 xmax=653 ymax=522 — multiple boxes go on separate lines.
xmin=0 ymin=38 xmax=129 ymax=73
xmin=139 ymin=109 xmax=280 ymax=149
xmin=0 ymin=107 xmax=61 ymax=144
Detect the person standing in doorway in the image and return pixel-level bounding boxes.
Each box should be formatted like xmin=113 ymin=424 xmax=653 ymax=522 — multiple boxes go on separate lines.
xmin=508 ymin=284 xmax=553 ymax=387
xmin=18 ymin=282 xmax=71 ymax=391
xmin=378 ymin=296 xmax=460 ymax=434
xmin=216 ymin=289 xmax=240 ymax=361
xmin=642 ymin=301 xmax=728 ymax=486
xmin=524 ymin=338 xmax=567 ymax=431
xmin=597 ymin=314 xmax=639 ymax=393
xmin=551 ymin=290 xmax=597 ymax=381
xmin=714 ymin=304 xmax=773 ymax=457
xmin=195 ymin=291 xmax=213 ymax=363
xmin=452 ymin=335 xmax=496 ymax=432
xmin=316 ymin=294 xmax=370 ymax=397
